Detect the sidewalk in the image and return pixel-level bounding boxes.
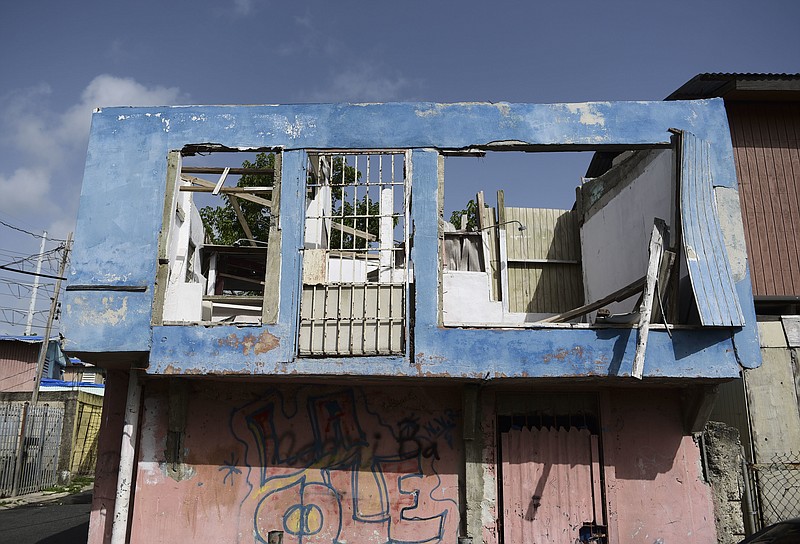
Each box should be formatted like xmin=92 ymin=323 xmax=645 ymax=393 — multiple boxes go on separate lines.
xmin=0 ymin=483 xmax=94 ymax=510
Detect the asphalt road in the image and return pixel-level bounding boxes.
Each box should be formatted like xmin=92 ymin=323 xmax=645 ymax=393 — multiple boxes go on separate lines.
xmin=0 ymin=491 xmax=91 ymax=544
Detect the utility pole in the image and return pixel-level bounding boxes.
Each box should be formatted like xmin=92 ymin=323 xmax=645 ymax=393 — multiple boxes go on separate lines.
xmin=11 ymin=233 xmax=71 ymax=497
xmin=24 ymin=231 xmax=47 ymax=336
xmin=31 ymin=232 xmax=72 ymax=406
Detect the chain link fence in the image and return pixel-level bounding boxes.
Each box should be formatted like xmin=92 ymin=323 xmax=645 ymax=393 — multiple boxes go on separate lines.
xmin=748 ymin=452 xmax=800 ymax=528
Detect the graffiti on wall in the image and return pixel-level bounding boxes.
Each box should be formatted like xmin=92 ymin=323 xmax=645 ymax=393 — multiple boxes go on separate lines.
xmin=229 ymin=388 xmax=459 ymax=544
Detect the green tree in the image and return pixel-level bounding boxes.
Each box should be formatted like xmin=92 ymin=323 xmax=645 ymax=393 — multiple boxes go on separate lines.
xmin=199 ymin=152 xmax=275 ymax=245
xmin=449 ymin=198 xmax=483 ymax=231
xmin=317 ymin=157 xmax=385 ymax=250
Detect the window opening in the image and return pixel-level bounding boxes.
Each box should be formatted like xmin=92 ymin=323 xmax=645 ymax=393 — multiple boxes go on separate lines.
xmin=442 ymin=151 xmax=590 ymax=325
xmin=298 ymin=151 xmax=410 ymax=356
xmin=158 ymin=149 xmax=281 ymax=325
xmin=440 ymin=146 xmax=717 ymax=332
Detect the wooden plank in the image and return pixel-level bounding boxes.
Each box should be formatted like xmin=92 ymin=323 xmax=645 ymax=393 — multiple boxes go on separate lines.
xmin=180 ymin=175 xmax=273 ymax=207
xmin=227 ymin=195 xmax=257 ymax=246
xmin=539 ymin=276 xmax=645 ymax=323
xmin=262 ymin=153 xmax=282 ymax=324
xmin=182 ymin=166 xmax=274 ymax=175
xmin=330 ymin=221 xmax=376 ymax=241
xmin=632 ymin=220 xmax=666 ymax=379
xmin=497 ymin=190 xmax=510 ymax=312
xmin=212 ymin=167 xmax=230 ymax=195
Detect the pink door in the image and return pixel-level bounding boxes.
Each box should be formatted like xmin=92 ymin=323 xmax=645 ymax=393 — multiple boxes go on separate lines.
xmin=501 ymin=426 xmax=603 ymax=543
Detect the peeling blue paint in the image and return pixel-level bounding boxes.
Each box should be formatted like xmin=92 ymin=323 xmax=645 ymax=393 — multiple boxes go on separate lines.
xmin=63 ymin=100 xmax=760 ymax=379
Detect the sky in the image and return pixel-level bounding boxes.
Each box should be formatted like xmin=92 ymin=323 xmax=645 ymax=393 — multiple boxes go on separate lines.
xmin=0 ymin=0 xmax=798 ymax=335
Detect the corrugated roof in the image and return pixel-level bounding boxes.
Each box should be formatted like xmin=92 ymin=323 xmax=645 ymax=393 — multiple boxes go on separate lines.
xmin=666 ymin=73 xmax=800 ymax=100
xmin=0 ymin=335 xmax=50 ymax=342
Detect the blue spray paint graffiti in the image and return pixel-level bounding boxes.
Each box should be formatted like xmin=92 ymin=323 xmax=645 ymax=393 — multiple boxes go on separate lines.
xmin=229 ymin=388 xmax=459 ymax=543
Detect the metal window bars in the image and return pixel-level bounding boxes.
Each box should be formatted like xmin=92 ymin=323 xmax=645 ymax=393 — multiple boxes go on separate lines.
xmin=299 ymin=151 xmax=410 ymax=356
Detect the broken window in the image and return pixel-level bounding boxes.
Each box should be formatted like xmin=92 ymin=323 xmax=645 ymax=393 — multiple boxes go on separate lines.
xmin=441 ymin=135 xmax=743 ymax=334
xmin=298 ymin=151 xmax=410 ymax=356
xmin=441 ymin=151 xmax=589 ymax=325
xmin=155 ymin=148 xmax=281 ymax=325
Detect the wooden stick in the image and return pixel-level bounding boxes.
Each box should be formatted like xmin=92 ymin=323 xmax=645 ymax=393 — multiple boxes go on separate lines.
xmin=538 ymin=276 xmax=646 ymax=323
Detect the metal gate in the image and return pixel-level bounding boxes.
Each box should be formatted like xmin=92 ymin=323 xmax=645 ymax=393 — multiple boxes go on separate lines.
xmin=500 ymin=425 xmax=605 ymax=543
xmin=0 ymin=403 xmax=64 ymax=497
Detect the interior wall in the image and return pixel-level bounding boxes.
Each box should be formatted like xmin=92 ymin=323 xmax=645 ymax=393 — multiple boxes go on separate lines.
xmin=128 ymin=381 xmax=462 ymax=544
xmin=581 ymin=149 xmax=674 ymax=316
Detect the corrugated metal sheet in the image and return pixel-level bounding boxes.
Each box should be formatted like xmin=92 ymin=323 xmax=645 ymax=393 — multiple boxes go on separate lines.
xmin=504 ymin=207 xmax=583 ymax=313
xmin=666 ymin=73 xmax=800 ymax=101
xmin=680 ymin=131 xmax=745 ymax=326
xmin=727 ymin=102 xmax=800 ymax=298
xmin=0 ymin=342 xmax=38 ymax=393
xmin=501 ymin=427 xmax=601 ymax=543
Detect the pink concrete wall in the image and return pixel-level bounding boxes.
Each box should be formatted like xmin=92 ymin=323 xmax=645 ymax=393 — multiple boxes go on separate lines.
xmin=128 ymin=382 xmax=461 ymax=544
xmin=87 ymin=370 xmax=128 ymax=544
xmin=602 ymin=389 xmax=717 ymax=544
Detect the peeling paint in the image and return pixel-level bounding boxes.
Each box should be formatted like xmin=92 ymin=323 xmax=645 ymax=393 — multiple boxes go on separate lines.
xmin=217 ymin=330 xmax=279 ymax=356
xmin=73 ymin=295 xmax=129 ymax=326
xmin=565 ymin=102 xmax=607 ymax=126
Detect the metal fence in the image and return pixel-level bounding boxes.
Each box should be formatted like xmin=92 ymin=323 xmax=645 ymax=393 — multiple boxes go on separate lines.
xmin=0 ymin=403 xmax=64 ymax=497
xmin=748 ymin=452 xmax=800 ymax=529
xmin=71 ymin=399 xmax=102 ymax=476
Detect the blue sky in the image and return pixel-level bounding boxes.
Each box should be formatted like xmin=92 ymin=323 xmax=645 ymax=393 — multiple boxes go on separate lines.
xmin=0 ymin=0 xmax=798 ymax=335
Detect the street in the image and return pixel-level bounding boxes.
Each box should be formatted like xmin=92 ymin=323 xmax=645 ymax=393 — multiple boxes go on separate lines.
xmin=0 ymin=491 xmax=91 ymax=544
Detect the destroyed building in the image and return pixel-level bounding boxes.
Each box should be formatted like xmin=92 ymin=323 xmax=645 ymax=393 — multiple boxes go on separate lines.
xmin=63 ymin=100 xmax=761 ymax=543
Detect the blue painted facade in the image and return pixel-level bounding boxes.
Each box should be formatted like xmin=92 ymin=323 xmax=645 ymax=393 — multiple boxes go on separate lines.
xmin=63 ymin=100 xmax=760 ymax=379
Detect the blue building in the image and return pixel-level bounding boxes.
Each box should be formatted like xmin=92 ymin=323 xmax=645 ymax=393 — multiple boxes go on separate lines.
xmin=65 ymin=100 xmax=759 ymax=544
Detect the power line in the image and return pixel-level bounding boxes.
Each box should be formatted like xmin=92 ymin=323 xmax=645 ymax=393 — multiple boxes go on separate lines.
xmin=0 ymin=219 xmax=68 ymax=242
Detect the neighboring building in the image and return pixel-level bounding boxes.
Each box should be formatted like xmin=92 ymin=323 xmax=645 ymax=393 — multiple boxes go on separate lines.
xmin=668 ymin=73 xmax=800 ymax=530
xmin=64 ymin=100 xmax=760 ymax=544
xmin=0 ymin=335 xmax=68 ymax=392
xmin=0 ymin=337 xmax=104 ymax=494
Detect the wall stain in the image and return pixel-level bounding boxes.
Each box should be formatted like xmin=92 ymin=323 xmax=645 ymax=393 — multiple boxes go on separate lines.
xmin=217 ymin=330 xmax=279 ymax=356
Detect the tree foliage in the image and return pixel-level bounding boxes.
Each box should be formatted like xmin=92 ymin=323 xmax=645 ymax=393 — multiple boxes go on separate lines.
xmin=449 ymin=199 xmax=483 ymax=231
xmin=322 ymin=157 xmax=385 ymax=250
xmin=199 ymin=152 xmax=274 ymax=246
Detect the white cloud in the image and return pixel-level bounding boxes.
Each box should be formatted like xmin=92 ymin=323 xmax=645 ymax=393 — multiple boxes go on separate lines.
xmin=57 ymin=75 xmax=183 ymax=149
xmin=233 ymin=0 xmax=255 ymax=16
xmin=0 ymin=75 xmax=185 ymax=237
xmin=0 ymin=168 xmax=55 ymax=216
xmin=305 ymin=65 xmax=415 ymax=103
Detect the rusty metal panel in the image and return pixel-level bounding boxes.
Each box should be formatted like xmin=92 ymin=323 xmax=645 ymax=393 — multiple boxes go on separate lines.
xmin=727 ymin=102 xmax=800 ymax=298
xmin=0 ymin=342 xmax=38 ymax=393
xmin=501 ymin=426 xmax=597 ymax=543
xmin=680 ymin=131 xmax=745 ymax=326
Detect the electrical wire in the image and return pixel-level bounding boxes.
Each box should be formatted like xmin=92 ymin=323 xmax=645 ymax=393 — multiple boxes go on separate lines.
xmin=0 ymin=219 xmax=68 ymax=242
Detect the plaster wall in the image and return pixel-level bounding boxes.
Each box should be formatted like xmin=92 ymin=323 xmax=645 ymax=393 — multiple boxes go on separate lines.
xmin=601 ymin=389 xmax=716 ymax=543
xmin=62 ymin=100 xmax=761 ymax=379
xmin=746 ymin=321 xmax=800 ymax=460
xmin=127 ymin=381 xmax=461 ymax=544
